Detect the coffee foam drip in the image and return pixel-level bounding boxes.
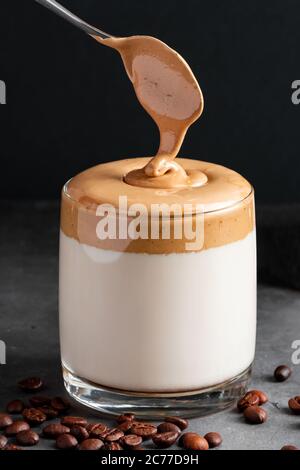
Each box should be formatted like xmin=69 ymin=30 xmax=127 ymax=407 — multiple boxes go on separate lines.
xmin=95 ymin=35 xmax=207 ymax=189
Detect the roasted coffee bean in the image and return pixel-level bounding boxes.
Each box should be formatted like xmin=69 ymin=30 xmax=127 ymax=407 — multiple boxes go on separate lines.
xmin=104 ymin=442 xmax=123 ymax=450
xmin=274 ymin=365 xmax=292 ymax=382
xmin=164 ymin=416 xmax=189 ymax=431
xmin=61 ymin=416 xmax=88 ymax=428
xmin=237 ymin=391 xmax=260 ymax=411
xmin=3 ymin=444 xmax=22 ymax=450
xmin=122 ymin=434 xmax=143 ymax=449
xmin=281 ymin=445 xmax=299 ymax=451
xmin=105 ymin=428 xmax=124 ymax=442
xmin=86 ymin=423 xmax=100 ymax=433
xmin=6 ymin=400 xmax=25 ymax=414
xmin=131 ymin=422 xmax=157 ymax=440
xmin=18 ymin=377 xmax=43 ymax=392
xmin=37 ymin=406 xmax=58 ymax=419
xmin=204 ymin=432 xmax=223 ymax=448
xmin=56 ymin=433 xmax=78 ymax=450
xmin=22 ymin=407 xmax=47 ymax=425
xmin=29 ymin=396 xmax=51 ymax=407
xmin=88 ymin=423 xmax=108 ymax=438
xmin=157 ymin=422 xmax=181 ymax=434
xmin=243 ymin=405 xmax=267 ymax=424
xmin=43 ymin=423 xmax=70 ymax=438
xmin=288 ymin=396 xmax=300 ymax=414
xmin=152 ymin=431 xmax=179 ymax=448
xmin=116 ymin=413 xmax=135 ymax=424
xmin=5 ymin=420 xmax=30 ymax=436
xmin=117 ymin=420 xmax=132 ymax=433
xmin=99 ymin=429 xmax=112 ymax=440
xmin=16 ymin=430 xmax=39 ymax=446
xmin=77 ymin=438 xmax=104 ymax=450
xmin=70 ymin=425 xmax=89 ymax=442
xmin=50 ymin=397 xmax=70 ymax=413
xmin=180 ymin=432 xmax=209 ymax=450
xmin=248 ymin=389 xmax=268 ymax=405
xmin=0 ymin=413 xmax=13 ymax=429
xmin=0 ymin=435 xmax=8 ymax=449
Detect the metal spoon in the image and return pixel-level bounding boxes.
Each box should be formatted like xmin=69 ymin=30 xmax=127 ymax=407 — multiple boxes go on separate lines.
xmin=35 ymin=0 xmax=112 ymax=39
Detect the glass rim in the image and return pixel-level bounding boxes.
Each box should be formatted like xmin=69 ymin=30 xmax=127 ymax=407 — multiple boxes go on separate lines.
xmin=62 ymin=178 xmax=254 ymax=217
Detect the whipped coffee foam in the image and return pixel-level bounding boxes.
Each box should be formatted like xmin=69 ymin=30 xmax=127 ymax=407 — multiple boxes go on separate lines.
xmin=61 ymin=158 xmax=254 ymax=254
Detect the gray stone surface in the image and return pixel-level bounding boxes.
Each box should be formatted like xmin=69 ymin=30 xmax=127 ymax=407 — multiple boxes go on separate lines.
xmin=1 ymin=201 xmax=300 ymax=450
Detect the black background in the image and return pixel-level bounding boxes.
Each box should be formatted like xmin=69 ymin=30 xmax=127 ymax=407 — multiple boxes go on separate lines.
xmin=0 ymin=0 xmax=299 ymax=201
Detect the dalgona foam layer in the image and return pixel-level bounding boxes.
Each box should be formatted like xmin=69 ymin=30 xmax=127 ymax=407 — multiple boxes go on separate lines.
xmin=60 ymin=158 xmax=254 ymax=254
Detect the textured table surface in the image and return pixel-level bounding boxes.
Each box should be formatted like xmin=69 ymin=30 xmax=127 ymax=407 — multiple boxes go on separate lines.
xmin=0 ymin=201 xmax=300 ymax=450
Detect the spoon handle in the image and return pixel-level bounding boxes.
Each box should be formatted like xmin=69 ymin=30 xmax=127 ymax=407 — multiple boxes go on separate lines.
xmin=35 ymin=0 xmax=112 ymax=39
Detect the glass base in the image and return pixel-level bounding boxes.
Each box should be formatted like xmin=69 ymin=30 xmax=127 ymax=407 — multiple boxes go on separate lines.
xmin=63 ymin=364 xmax=252 ymax=419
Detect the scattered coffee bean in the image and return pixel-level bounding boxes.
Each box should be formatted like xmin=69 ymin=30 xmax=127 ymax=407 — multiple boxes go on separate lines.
xmin=77 ymin=438 xmax=104 ymax=450
xmin=87 ymin=423 xmax=108 ymax=438
xmin=164 ymin=416 xmax=188 ymax=430
xmin=50 ymin=397 xmax=70 ymax=413
xmin=281 ymin=445 xmax=299 ymax=451
xmin=18 ymin=377 xmax=43 ymax=392
xmin=56 ymin=433 xmax=78 ymax=450
xmin=86 ymin=423 xmax=99 ymax=433
xmin=61 ymin=416 xmax=88 ymax=428
xmin=22 ymin=407 xmax=47 ymax=425
xmin=104 ymin=442 xmax=123 ymax=450
xmin=247 ymin=390 xmax=268 ymax=405
xmin=274 ymin=365 xmax=292 ymax=382
xmin=3 ymin=444 xmax=22 ymax=451
xmin=6 ymin=400 xmax=25 ymax=414
xmin=243 ymin=405 xmax=267 ymax=424
xmin=116 ymin=413 xmax=135 ymax=424
xmin=117 ymin=420 xmax=132 ymax=433
xmin=157 ymin=422 xmax=181 ymax=434
xmin=288 ymin=396 xmax=300 ymax=414
xmin=16 ymin=430 xmax=39 ymax=446
xmin=0 ymin=435 xmax=8 ymax=449
xmin=122 ymin=434 xmax=143 ymax=449
xmin=5 ymin=420 xmax=30 ymax=436
xmin=98 ymin=429 xmax=113 ymax=440
xmin=131 ymin=422 xmax=157 ymax=440
xmin=37 ymin=406 xmax=58 ymax=419
xmin=43 ymin=423 xmax=70 ymax=438
xmin=105 ymin=428 xmax=124 ymax=442
xmin=29 ymin=396 xmax=51 ymax=407
xmin=152 ymin=431 xmax=179 ymax=448
xmin=204 ymin=432 xmax=223 ymax=448
xmin=70 ymin=425 xmax=89 ymax=442
xmin=0 ymin=413 xmax=13 ymax=429
xmin=180 ymin=432 xmax=209 ymax=450
xmin=237 ymin=391 xmax=260 ymax=412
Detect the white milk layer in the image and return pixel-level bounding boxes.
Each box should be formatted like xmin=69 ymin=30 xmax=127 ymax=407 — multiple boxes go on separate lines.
xmin=59 ymin=230 xmax=256 ymax=392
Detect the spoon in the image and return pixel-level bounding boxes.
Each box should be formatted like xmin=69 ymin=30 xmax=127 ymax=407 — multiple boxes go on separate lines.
xmin=35 ymin=0 xmax=205 ymax=188
xmin=34 ymin=0 xmax=112 ymax=39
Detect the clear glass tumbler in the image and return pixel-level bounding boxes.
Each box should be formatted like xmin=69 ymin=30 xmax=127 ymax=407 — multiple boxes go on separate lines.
xmin=59 ymin=168 xmax=256 ymax=418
